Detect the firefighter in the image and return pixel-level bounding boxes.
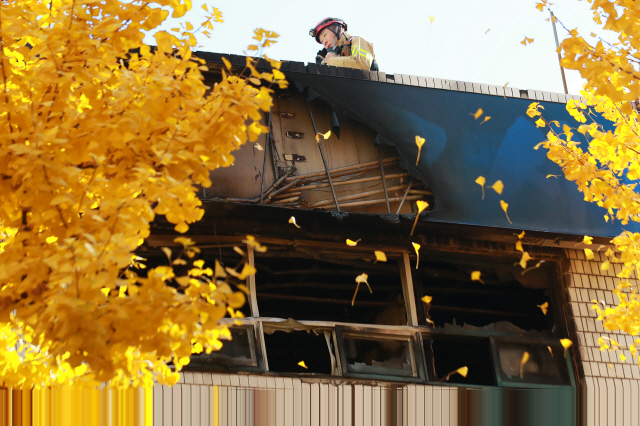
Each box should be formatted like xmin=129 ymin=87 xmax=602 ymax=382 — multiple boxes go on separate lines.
xmin=309 ymin=18 xmax=378 ymax=71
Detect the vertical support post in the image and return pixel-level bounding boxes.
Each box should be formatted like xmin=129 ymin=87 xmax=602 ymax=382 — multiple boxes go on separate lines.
xmin=396 ymin=178 xmax=413 ymax=214
xmin=400 ymin=252 xmax=419 ymax=327
xmin=551 ymin=11 xmax=569 ymax=94
xmin=307 ymin=103 xmax=341 ymax=211
xmin=246 ymin=243 xmax=269 ymax=371
xmin=378 ymin=146 xmax=391 ymax=213
xmin=260 ymin=112 xmax=272 ymax=205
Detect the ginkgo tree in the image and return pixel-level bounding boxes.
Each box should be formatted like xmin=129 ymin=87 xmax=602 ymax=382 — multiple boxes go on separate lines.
xmin=0 ymin=0 xmax=285 ymax=388
xmin=530 ymin=0 xmax=640 ymax=362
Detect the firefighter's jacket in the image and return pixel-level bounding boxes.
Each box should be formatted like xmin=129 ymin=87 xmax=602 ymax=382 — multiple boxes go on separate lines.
xmin=325 ymin=31 xmax=375 ymax=70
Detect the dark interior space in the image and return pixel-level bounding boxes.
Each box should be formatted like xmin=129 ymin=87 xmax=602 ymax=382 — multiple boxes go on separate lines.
xmin=254 ymin=247 xmax=406 ymax=325
xmin=263 ymin=330 xmax=333 ymax=375
xmin=342 ymin=333 xmax=414 ymax=377
xmin=496 ymin=341 xmax=571 ymax=385
xmin=414 ymin=252 xmax=554 ymax=333
xmin=426 ymin=336 xmax=496 ymax=386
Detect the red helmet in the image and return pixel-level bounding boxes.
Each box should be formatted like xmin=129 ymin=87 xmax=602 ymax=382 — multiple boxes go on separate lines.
xmin=309 ymin=18 xmax=347 ymax=44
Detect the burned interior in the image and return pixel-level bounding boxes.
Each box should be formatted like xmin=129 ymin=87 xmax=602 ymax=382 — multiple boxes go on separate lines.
xmin=172 ymin=237 xmax=573 ymax=388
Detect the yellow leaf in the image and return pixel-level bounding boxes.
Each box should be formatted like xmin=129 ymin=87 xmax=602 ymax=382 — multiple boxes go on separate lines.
xmin=289 ymin=216 xmax=300 ymax=228
xmin=537 ymin=301 xmax=549 ymax=315
xmin=584 ymin=248 xmax=594 ymax=260
xmin=430 ymin=16 xmax=435 ymax=23
xmin=416 ymin=200 xmax=429 ymax=214
xmin=175 ymin=222 xmax=189 ymax=233
xmin=621 ymin=353 xmax=626 ymax=362
xmin=601 ymin=261 xmax=610 ymax=271
xmin=491 ymin=180 xmax=504 ymax=195
xmin=412 ymin=242 xmax=421 ymax=269
xmin=374 ymin=251 xmax=387 ymax=262
xmin=520 ymin=351 xmax=530 ymax=378
xmin=254 ymin=143 xmax=263 ymax=151
xmin=298 ymin=361 xmax=308 ymax=369
xmin=455 ymin=366 xmax=468 ymax=377
xmin=548 ymin=346 xmax=553 ymax=357
xmin=74 ymin=364 xmax=88 ymax=376
xmin=517 ymin=231 xmax=525 ymax=239
xmin=583 ymin=235 xmax=593 ymax=245
xmin=421 ymin=295 xmax=433 ymax=304
xmin=100 ymin=288 xmax=110 ymax=297
xmin=472 ymin=108 xmax=483 ymax=119
xmin=546 ymin=174 xmax=559 ymax=178
xmin=500 ymin=200 xmax=512 ymax=224
xmin=481 ymin=116 xmax=491 ymax=124
xmin=415 ymin=136 xmax=425 ymax=166
xmin=222 ymin=57 xmax=231 ymax=70
xmin=471 ymin=270 xmax=484 ymax=284
xmin=475 ymin=176 xmax=486 ymax=199
xmin=352 ymin=273 xmax=371 ymax=306
xmin=520 ymin=36 xmax=534 ymax=45
xmin=46 ymin=236 xmax=58 ymax=244
xmin=346 ymin=239 xmax=361 ymax=247
xmin=193 ymin=260 xmax=205 ymax=268
xmin=535 ymin=118 xmax=546 ymax=128
xmin=515 ymin=241 xmax=523 ymax=252
xmin=560 ymin=339 xmax=573 ymax=353
xmin=119 ymin=286 xmax=127 ymax=298
xmin=226 ymin=263 xmax=257 ymax=280
xmin=519 ymin=252 xmax=532 ymax=269
xmin=320 ymin=130 xmax=331 ymax=139
xmin=485 ymin=29 xmax=491 ymax=34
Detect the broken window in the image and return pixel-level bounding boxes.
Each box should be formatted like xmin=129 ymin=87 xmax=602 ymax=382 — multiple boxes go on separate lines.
xmin=423 ymin=334 xmax=495 ymax=386
xmin=336 ymin=326 xmax=425 ymax=382
xmin=187 ymin=325 xmax=263 ymax=372
xmin=262 ymin=329 xmax=335 ymax=375
xmin=253 ymin=246 xmax=407 ymax=325
xmin=491 ymin=337 xmax=573 ymax=386
xmin=413 ymin=251 xmax=554 ymax=333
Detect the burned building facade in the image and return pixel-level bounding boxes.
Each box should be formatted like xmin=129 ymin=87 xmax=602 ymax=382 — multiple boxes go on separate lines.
xmin=147 ymin=53 xmax=640 ymax=426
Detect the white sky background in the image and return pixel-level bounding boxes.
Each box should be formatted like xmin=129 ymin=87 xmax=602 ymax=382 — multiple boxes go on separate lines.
xmin=148 ymin=0 xmax=616 ymax=95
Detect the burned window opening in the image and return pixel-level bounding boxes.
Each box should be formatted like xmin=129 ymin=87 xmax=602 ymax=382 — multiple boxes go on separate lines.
xmin=414 ymin=252 xmax=555 ymax=333
xmin=254 ymin=247 xmax=407 ymax=325
xmin=263 ymin=330 xmax=334 ymax=375
xmin=425 ymin=335 xmax=496 ymax=387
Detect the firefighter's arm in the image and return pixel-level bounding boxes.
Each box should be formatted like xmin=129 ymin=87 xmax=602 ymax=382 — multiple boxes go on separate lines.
xmin=325 ymin=36 xmax=374 ymax=70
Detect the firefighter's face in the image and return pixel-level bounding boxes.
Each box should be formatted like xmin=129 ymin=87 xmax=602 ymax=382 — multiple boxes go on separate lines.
xmin=319 ymin=28 xmax=336 ymax=49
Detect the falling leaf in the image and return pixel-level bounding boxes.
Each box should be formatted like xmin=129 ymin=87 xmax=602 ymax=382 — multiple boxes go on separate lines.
xmin=583 ymin=235 xmax=593 ymax=245
xmin=346 ymin=239 xmax=361 ymax=247
xmin=621 ymin=353 xmax=627 ymax=362
xmin=101 ymin=288 xmax=110 ymax=297
xmin=352 ymin=273 xmax=372 ymax=306
xmin=548 ymin=346 xmax=553 ymax=357
xmin=517 ymin=231 xmax=525 ymax=239
xmin=491 ymin=180 xmax=504 ymax=195
xmin=315 ymin=130 xmax=331 ymax=143
xmin=500 ymin=200 xmax=512 ymax=224
xmin=374 ymin=251 xmax=387 ymax=262
xmin=584 ymin=248 xmax=594 ymax=260
xmin=412 ymin=242 xmax=421 ymax=269
xmin=411 ymin=201 xmax=429 ymax=236
xmin=289 ymin=216 xmax=300 ymax=228
xmin=471 ymin=270 xmax=484 ymax=284
xmin=430 ymin=16 xmax=435 ymax=23
xmin=254 ymin=143 xmax=263 ymax=151
xmin=298 ymin=361 xmax=308 ymax=369
xmin=422 ymin=295 xmax=433 ymax=304
xmin=485 ymin=29 xmax=490 ymax=34
xmin=537 ymin=301 xmax=549 ymax=315
xmin=519 ymin=252 xmax=532 ymax=269
xmin=455 ymin=366 xmax=468 ymax=377
xmin=520 ymin=36 xmax=534 ymax=45
xmin=471 ymin=108 xmax=483 ymax=119
xmin=522 ymin=260 xmax=546 ymax=275
xmin=161 ymin=247 xmax=172 ymax=262
xmin=475 ymin=176 xmax=486 ymax=199
xmin=546 ymin=174 xmax=559 ymax=178
xmin=515 ymin=241 xmax=523 ymax=252
xmin=481 ymin=116 xmax=491 ymax=124
xmin=415 ymin=136 xmax=426 ymax=166
xmin=601 ymin=261 xmax=610 ymax=271
xmin=520 ymin=351 xmax=530 ymax=378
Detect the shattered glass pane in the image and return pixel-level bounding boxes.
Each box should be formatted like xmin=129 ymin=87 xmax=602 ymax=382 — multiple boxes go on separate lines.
xmin=342 ymin=333 xmax=415 ymax=377
xmin=496 ymin=342 xmax=570 ymax=385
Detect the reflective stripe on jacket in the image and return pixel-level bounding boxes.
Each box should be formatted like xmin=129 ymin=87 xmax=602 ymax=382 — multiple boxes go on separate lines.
xmin=325 ymin=32 xmax=375 ymax=70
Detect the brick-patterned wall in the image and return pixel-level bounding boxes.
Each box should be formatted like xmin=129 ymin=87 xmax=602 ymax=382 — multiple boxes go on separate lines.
xmin=566 ymin=248 xmax=640 ymax=425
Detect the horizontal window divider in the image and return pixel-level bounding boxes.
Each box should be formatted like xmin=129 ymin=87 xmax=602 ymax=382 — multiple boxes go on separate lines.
xmin=257 ymin=318 xmax=425 ymax=334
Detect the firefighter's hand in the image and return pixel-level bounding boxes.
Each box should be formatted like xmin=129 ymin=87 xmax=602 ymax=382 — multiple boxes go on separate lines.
xmin=325 ymin=52 xmax=338 ymax=59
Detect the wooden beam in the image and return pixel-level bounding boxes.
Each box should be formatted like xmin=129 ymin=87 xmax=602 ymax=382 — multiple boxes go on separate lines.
xmin=401 ymin=252 xmax=419 ymax=327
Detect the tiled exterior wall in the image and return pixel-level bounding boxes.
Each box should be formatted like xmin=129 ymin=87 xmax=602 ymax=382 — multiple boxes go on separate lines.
xmin=565 ymin=248 xmax=640 ymax=425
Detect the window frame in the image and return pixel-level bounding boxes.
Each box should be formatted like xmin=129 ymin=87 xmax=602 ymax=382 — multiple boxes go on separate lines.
xmin=335 ymin=324 xmax=427 ymax=383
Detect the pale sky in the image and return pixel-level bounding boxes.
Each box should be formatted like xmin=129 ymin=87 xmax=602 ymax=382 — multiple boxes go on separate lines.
xmin=149 ymin=0 xmax=614 ymax=95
